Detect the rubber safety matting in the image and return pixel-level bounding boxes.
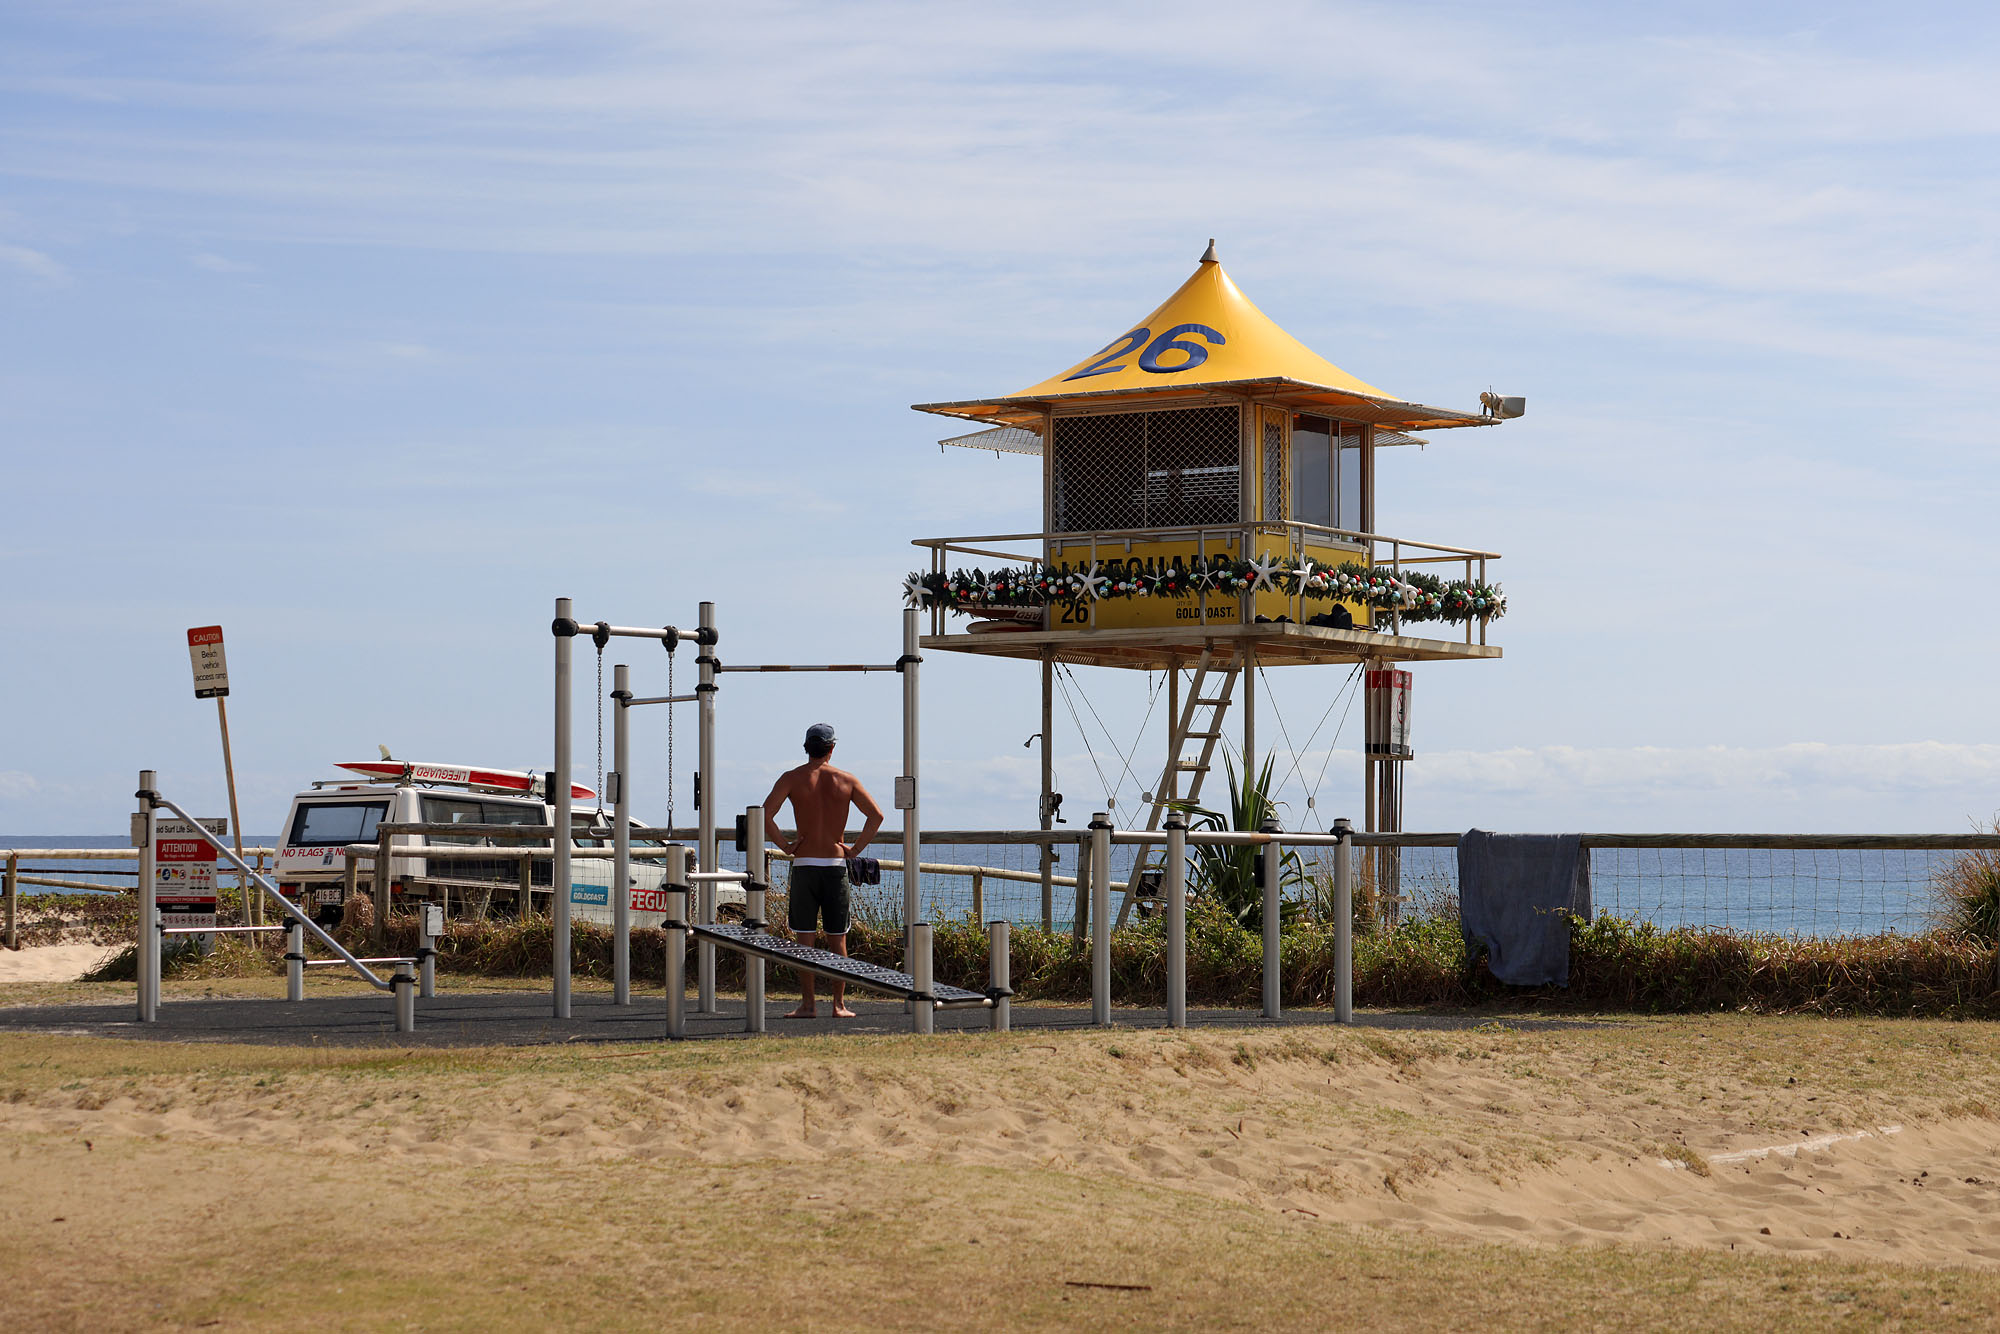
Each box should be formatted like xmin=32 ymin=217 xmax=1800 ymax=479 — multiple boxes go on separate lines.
xmin=690 ymin=923 xmax=989 ymax=1005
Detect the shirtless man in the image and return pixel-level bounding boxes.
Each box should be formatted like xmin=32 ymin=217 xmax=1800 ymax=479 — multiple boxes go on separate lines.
xmin=763 ymin=723 xmax=883 ymax=1019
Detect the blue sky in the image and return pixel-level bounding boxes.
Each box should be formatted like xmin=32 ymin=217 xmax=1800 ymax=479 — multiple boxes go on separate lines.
xmin=4 ymin=1 xmax=1998 ymax=835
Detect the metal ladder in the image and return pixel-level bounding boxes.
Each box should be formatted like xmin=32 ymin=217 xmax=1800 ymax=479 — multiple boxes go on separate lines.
xmin=1114 ymin=652 xmax=1238 ymax=926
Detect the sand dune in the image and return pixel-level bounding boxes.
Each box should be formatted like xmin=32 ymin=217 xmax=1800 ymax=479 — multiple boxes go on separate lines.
xmin=5 ymin=1023 xmax=1999 ymax=1271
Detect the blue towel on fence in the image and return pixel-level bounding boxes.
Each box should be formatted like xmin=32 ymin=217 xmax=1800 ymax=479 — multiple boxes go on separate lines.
xmin=1456 ymin=831 xmax=1592 ymax=987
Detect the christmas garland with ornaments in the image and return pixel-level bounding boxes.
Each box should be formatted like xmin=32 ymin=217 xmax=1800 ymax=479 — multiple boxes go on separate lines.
xmin=904 ymin=554 xmax=1505 ymax=626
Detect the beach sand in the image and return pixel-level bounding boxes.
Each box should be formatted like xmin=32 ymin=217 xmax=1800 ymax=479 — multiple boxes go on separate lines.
xmin=3 ymin=1016 xmax=2000 ymax=1280
xmin=0 ymin=943 xmax=119 ymax=984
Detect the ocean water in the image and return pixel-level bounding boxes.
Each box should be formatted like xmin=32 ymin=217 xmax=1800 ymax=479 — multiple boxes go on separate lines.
xmin=6 ymin=834 xmax=1956 ymax=938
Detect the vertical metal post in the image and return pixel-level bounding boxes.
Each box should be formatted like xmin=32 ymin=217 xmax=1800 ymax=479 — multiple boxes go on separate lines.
xmin=911 ymin=922 xmax=934 ymax=1035
xmin=612 ymin=663 xmax=633 ymax=1006
xmin=988 ymin=919 xmax=1010 ymax=1033
xmin=136 ymin=770 xmax=158 ymax=1023
xmin=1090 ymin=812 xmax=1111 ymax=1025
xmin=1242 ymin=645 xmax=1257 ymax=783
xmin=1039 ymin=647 xmax=1054 ymax=932
xmin=1333 ymin=818 xmax=1354 ymax=1025
xmin=419 ymin=906 xmax=437 ymax=999
xmin=1166 ymin=817 xmax=1187 ymax=1028
xmin=394 ymin=961 xmax=416 ymax=1034
xmin=552 ymin=597 xmax=575 ymax=1019
xmin=901 ymin=609 xmax=922 ymax=974
xmin=663 ymin=845 xmax=688 ymax=1039
xmin=1260 ymin=816 xmax=1282 ymax=1019
xmin=743 ymin=804 xmax=766 ymax=1034
xmin=372 ymin=825 xmax=391 ymax=952
xmin=1072 ymin=832 xmax=1089 ymax=943
xmin=696 ymin=601 xmax=718 ymax=1013
xmin=286 ymin=920 xmax=304 ymax=1002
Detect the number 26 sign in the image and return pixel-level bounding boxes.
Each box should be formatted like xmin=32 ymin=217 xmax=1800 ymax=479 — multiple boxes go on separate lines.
xmin=1064 ymin=323 xmax=1226 ymax=380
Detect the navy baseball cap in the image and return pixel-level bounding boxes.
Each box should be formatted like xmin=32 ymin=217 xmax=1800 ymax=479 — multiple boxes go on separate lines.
xmin=804 ymin=722 xmax=837 ymax=748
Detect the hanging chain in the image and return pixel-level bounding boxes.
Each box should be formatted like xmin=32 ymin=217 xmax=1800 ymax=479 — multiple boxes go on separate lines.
xmin=595 ymin=644 xmax=605 ymax=809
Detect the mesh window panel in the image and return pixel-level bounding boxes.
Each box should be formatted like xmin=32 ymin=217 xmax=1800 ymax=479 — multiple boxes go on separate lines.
xmin=1262 ymin=411 xmax=1285 ymax=521
xmin=1051 ymin=405 xmax=1240 ymax=531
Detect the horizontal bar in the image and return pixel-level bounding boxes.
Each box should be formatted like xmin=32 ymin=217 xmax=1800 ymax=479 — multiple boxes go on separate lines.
xmin=305 ymin=956 xmax=417 ymax=967
xmin=15 ymin=875 xmax=141 ymax=893
xmin=579 ymin=623 xmax=693 ymax=641
xmin=653 ymin=828 xmax=1086 ymax=846
xmin=714 ymin=664 xmax=899 ymax=673
xmin=623 ymin=694 xmax=698 ymax=706
xmin=161 ymin=925 xmax=288 ymax=936
xmin=913 ymin=522 xmax=1501 ymax=561
xmin=932 ymin=997 xmax=998 ymax=1010
xmin=1351 ymin=832 xmax=2000 ymax=851
xmin=688 ymin=870 xmax=750 ymax=882
xmin=1 ymin=848 xmax=277 ymax=860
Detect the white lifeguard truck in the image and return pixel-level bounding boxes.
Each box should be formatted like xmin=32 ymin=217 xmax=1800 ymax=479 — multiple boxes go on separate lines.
xmin=272 ymin=761 xmax=713 ymax=929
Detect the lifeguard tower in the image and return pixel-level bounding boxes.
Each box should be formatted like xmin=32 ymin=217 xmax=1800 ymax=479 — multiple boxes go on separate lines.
xmin=910 ymin=242 xmax=1517 ymax=923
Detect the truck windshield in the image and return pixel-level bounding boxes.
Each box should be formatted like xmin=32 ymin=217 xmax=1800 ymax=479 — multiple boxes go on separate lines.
xmin=289 ymin=802 xmax=390 ymax=847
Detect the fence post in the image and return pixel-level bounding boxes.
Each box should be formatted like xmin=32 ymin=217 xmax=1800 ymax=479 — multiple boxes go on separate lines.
xmin=911 ymin=922 xmax=934 ymax=1035
xmin=136 ymin=770 xmax=158 ymax=1023
xmin=1260 ymin=815 xmax=1282 ymax=1019
xmin=663 ymin=845 xmax=688 ymax=1040
xmin=1166 ymin=817 xmax=1187 ymax=1028
xmin=1072 ymin=837 xmax=1091 ymax=945
xmin=988 ymin=918 xmax=1010 ymax=1033
xmin=3 ymin=850 xmax=16 ymax=951
xmin=1333 ymin=818 xmax=1353 ymax=1025
xmin=517 ymin=853 xmax=532 ymax=919
xmin=971 ymin=870 xmax=983 ymax=923
xmin=372 ymin=826 xmax=392 ymax=952
xmin=1090 ymin=813 xmax=1111 ymax=1026
xmin=286 ymin=919 xmax=304 ymax=1002
xmin=419 ymin=902 xmax=439 ymax=999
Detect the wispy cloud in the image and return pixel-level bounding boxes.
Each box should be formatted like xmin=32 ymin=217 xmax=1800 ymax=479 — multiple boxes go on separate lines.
xmin=192 ymin=251 xmax=256 ymax=272
xmin=0 ymin=242 xmax=66 ymax=282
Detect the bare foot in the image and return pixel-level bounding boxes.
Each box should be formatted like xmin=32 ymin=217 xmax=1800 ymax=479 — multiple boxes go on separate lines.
xmin=831 ymin=1004 xmax=857 ymax=1018
xmin=784 ymin=1005 xmax=817 ymax=1019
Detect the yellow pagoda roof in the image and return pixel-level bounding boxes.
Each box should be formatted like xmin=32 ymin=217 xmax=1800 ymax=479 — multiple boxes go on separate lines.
xmin=914 ymin=243 xmax=1492 ymax=433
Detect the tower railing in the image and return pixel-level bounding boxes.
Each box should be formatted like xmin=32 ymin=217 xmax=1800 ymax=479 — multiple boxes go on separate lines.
xmin=911 ymin=521 xmax=1500 ymax=642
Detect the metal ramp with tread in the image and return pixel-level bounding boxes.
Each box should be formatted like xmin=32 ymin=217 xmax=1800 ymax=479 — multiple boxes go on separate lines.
xmin=690 ymin=923 xmax=995 ymax=1008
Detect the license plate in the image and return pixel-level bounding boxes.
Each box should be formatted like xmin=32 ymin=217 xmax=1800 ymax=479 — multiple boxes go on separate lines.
xmin=315 ymin=887 xmax=344 ymax=905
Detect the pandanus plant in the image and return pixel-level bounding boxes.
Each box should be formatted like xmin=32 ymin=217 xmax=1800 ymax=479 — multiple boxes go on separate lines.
xmin=1164 ymin=756 xmax=1307 ymax=932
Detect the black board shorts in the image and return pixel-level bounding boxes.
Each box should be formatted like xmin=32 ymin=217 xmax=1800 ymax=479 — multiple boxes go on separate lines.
xmin=788 ymin=864 xmax=851 ymax=936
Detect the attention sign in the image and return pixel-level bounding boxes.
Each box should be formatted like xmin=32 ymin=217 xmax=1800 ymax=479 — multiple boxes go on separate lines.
xmin=155 ymin=831 xmax=219 ymax=930
xmin=187 ymin=626 xmax=229 ymax=699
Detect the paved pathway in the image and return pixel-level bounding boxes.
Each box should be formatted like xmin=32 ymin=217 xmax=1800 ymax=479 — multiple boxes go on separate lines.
xmin=0 ymin=989 xmax=1602 ymax=1047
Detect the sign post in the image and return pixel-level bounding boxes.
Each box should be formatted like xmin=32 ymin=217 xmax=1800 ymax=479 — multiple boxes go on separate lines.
xmin=187 ymin=627 xmax=252 ymax=925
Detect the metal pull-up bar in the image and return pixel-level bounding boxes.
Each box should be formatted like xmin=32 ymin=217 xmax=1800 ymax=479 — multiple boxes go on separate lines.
xmin=715 ymin=663 xmax=905 ymax=674
xmin=557 ymin=598 xmax=926 ymax=1024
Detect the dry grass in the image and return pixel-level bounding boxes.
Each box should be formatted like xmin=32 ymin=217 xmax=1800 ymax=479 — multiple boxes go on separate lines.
xmin=28 ymin=890 xmax=2000 ymax=1018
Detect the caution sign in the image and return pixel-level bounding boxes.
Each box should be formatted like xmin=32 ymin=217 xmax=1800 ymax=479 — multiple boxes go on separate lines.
xmin=155 ymin=833 xmax=219 ymax=930
xmin=187 ymin=625 xmax=229 ymax=699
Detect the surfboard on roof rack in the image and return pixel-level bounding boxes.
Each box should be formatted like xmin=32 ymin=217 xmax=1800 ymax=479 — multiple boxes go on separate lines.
xmin=332 ymin=761 xmax=597 ymax=802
